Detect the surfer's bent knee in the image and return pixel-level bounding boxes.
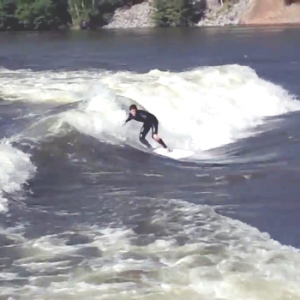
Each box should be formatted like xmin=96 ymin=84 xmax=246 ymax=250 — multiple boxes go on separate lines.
xmin=152 ymin=134 xmax=159 ymax=140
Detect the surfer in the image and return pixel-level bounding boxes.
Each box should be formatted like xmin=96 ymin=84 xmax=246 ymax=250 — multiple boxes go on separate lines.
xmin=124 ymin=104 xmax=170 ymax=151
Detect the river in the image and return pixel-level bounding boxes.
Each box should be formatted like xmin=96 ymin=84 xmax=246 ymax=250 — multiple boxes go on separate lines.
xmin=1 ymin=26 xmax=300 ymax=299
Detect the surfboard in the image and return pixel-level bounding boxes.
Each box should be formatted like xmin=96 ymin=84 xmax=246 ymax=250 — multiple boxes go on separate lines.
xmin=153 ymin=148 xmax=195 ymax=160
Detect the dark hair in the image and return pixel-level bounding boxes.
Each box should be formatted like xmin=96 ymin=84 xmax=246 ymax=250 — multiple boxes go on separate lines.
xmin=129 ymin=104 xmax=137 ymax=110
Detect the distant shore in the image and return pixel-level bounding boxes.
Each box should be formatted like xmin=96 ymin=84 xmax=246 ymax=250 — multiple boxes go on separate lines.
xmin=1 ymin=0 xmax=300 ymax=32
xmin=103 ymin=0 xmax=300 ymax=29
xmin=104 ymin=0 xmax=253 ymax=29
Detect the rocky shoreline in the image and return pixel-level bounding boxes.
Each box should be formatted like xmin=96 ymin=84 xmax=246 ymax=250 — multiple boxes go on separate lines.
xmin=103 ymin=0 xmax=254 ymax=29
xmin=104 ymin=2 xmax=155 ymax=29
xmin=197 ymin=0 xmax=254 ymax=26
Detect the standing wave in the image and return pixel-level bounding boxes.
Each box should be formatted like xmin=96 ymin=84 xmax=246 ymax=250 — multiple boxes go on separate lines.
xmin=0 ymin=64 xmax=299 ymax=155
xmin=0 ymin=140 xmax=36 ymax=212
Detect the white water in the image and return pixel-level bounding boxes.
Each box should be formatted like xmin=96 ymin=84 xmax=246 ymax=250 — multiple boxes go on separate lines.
xmin=0 ymin=64 xmax=298 ymax=209
xmin=3 ymin=199 xmax=300 ymax=300
xmin=0 ymin=140 xmax=36 ymax=212
xmin=1 ymin=66 xmax=300 ymax=299
xmin=0 ymin=65 xmax=299 ymax=152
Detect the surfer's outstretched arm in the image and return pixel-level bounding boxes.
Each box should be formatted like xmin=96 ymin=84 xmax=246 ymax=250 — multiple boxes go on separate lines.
xmin=124 ymin=114 xmax=132 ymax=124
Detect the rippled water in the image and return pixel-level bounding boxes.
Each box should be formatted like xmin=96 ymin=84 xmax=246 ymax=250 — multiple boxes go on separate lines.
xmin=1 ymin=27 xmax=300 ymax=300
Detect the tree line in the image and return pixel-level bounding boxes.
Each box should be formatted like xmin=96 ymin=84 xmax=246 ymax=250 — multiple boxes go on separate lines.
xmin=0 ymin=0 xmax=238 ymax=30
xmin=0 ymin=0 xmax=113 ymax=30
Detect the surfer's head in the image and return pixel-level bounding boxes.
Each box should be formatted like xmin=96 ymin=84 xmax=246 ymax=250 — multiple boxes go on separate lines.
xmin=129 ymin=104 xmax=137 ymax=116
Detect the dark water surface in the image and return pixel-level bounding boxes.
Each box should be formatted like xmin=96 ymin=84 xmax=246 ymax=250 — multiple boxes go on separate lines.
xmin=1 ymin=26 xmax=300 ymax=299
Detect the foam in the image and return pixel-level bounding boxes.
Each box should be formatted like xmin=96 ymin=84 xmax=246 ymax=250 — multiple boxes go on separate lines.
xmin=0 ymin=67 xmax=107 ymax=103
xmin=61 ymin=86 xmax=128 ymax=145
xmin=3 ymin=199 xmax=300 ymax=300
xmin=0 ymin=140 xmax=36 ymax=212
xmin=1 ymin=65 xmax=299 ymax=152
xmin=101 ymin=65 xmax=300 ymax=150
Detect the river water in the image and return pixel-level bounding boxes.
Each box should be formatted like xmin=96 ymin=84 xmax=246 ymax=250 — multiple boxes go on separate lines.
xmin=1 ymin=26 xmax=300 ymax=300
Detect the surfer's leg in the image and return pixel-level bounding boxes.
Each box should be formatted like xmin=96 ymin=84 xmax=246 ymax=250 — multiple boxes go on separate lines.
xmin=139 ymin=123 xmax=152 ymax=149
xmin=153 ymin=135 xmax=168 ymax=149
xmin=151 ymin=121 xmax=169 ymax=150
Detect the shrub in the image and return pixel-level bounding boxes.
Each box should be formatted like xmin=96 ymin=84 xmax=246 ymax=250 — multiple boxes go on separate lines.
xmin=153 ymin=0 xmax=205 ymax=27
xmin=16 ymin=0 xmax=61 ymax=30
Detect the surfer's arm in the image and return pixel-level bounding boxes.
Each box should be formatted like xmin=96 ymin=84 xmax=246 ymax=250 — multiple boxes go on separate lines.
xmin=124 ymin=114 xmax=132 ymax=124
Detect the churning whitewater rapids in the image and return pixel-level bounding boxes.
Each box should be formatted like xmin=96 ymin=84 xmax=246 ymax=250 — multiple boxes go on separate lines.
xmin=1 ymin=28 xmax=300 ymax=299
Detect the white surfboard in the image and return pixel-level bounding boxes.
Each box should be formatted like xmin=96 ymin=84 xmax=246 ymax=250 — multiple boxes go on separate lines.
xmin=153 ymin=148 xmax=195 ymax=160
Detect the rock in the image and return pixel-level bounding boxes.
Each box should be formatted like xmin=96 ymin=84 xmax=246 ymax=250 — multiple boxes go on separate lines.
xmin=197 ymin=0 xmax=254 ymax=27
xmin=104 ymin=1 xmax=155 ymax=29
xmin=102 ymin=0 xmax=254 ymax=29
xmin=207 ymin=0 xmax=220 ymax=8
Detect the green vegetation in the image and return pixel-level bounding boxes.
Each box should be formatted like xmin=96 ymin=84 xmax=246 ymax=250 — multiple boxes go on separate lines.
xmin=0 ymin=0 xmax=129 ymax=30
xmin=0 ymin=0 xmax=71 ymax=30
xmin=0 ymin=0 xmax=206 ymax=30
xmin=153 ymin=0 xmax=204 ymax=27
xmin=68 ymin=0 xmax=126 ymax=28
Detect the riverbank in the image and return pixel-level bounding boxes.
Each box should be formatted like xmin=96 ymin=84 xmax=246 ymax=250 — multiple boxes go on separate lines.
xmin=103 ymin=0 xmax=253 ymax=28
xmin=243 ymin=0 xmax=300 ymax=25
xmin=1 ymin=0 xmax=300 ymax=31
xmin=103 ymin=0 xmax=300 ymax=29
xmin=104 ymin=1 xmax=155 ymax=29
xmin=197 ymin=0 xmax=253 ymax=27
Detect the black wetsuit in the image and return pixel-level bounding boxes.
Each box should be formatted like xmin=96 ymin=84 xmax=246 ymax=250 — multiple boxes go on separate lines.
xmin=125 ymin=110 xmax=167 ymax=149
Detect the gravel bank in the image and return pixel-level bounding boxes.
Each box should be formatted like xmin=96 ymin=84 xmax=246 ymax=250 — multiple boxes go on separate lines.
xmin=103 ymin=0 xmax=254 ymax=29
xmin=104 ymin=1 xmax=155 ymax=28
xmin=243 ymin=0 xmax=300 ymax=25
xmin=197 ymin=0 xmax=254 ymax=26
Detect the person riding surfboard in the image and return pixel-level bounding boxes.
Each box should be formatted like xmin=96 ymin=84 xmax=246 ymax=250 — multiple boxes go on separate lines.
xmin=124 ymin=104 xmax=171 ymax=152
